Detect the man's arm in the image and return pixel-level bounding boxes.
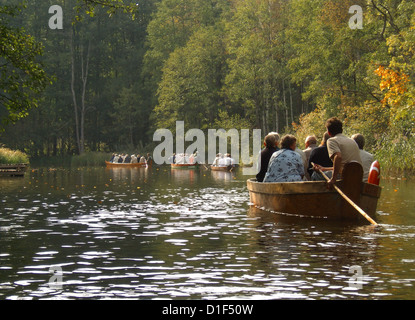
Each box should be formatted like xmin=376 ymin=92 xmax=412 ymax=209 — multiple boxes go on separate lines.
xmin=328 ymin=152 xmax=342 ymax=189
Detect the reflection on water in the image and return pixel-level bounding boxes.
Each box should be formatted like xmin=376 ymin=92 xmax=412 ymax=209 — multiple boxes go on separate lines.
xmin=0 ymin=167 xmax=415 ymax=300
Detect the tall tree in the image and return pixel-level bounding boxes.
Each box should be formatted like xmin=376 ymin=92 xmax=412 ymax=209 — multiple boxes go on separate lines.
xmin=154 ymin=26 xmax=227 ymax=131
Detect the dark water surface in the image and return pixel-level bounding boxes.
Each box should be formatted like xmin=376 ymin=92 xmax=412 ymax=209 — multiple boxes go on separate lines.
xmin=1 ymin=166 xmax=414 ymax=300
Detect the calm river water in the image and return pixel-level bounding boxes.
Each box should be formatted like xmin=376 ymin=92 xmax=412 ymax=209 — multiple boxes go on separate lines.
xmin=1 ymin=166 xmax=414 ymax=300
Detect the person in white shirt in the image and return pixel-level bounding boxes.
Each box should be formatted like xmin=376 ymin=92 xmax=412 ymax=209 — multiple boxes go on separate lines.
xmin=314 ymin=117 xmax=362 ymax=189
xmin=224 ymin=153 xmax=232 ymax=166
xmin=218 ymin=154 xmax=226 ymax=167
xmin=212 ymin=153 xmax=221 ymax=167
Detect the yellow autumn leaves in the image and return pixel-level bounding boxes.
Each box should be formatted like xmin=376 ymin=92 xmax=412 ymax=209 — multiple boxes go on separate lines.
xmin=374 ymin=65 xmax=410 ymax=107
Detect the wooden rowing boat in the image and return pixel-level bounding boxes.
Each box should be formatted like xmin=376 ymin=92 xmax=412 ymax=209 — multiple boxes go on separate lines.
xmin=211 ymin=165 xmax=234 ymax=172
xmin=247 ymin=162 xmax=381 ymax=222
xmin=171 ymin=163 xmax=198 ymax=169
xmin=0 ymin=163 xmax=28 ymax=177
xmin=105 ymin=161 xmax=147 ymax=168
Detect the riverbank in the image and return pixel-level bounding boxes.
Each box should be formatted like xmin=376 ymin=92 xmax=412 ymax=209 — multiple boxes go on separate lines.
xmin=0 ymin=147 xmax=29 ymax=165
xmin=29 ymin=152 xmax=112 ymax=168
xmin=26 ymin=151 xmax=413 ymax=180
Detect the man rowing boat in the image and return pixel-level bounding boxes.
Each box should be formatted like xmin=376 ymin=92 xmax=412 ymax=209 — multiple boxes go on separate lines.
xmin=313 ymin=117 xmax=362 ymax=189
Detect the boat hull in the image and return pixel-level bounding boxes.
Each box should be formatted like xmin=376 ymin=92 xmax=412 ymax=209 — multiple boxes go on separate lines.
xmin=171 ymin=163 xmax=198 ymax=169
xmin=211 ymin=165 xmax=234 ymax=172
xmin=105 ymin=161 xmax=147 ymax=168
xmin=247 ymin=178 xmax=381 ymax=222
xmin=0 ymin=164 xmax=28 ymax=177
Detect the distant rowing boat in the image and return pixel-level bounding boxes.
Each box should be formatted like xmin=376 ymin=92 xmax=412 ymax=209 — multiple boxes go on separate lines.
xmin=247 ymin=162 xmax=381 ymax=223
xmin=0 ymin=163 xmax=28 ymax=177
xmin=105 ymin=161 xmax=147 ymax=168
xmin=171 ymin=163 xmax=198 ymax=169
xmin=211 ymin=165 xmax=234 ymax=172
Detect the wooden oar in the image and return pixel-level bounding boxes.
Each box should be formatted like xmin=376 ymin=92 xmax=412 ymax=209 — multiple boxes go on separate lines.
xmin=312 ymin=163 xmax=378 ymax=226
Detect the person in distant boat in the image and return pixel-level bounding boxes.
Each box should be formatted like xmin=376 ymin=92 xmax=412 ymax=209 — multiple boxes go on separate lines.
xmin=313 ymin=117 xmax=362 ymax=189
xmin=230 ymin=154 xmax=236 ymax=166
xmin=256 ymin=134 xmax=277 ymax=182
xmin=113 ymin=154 xmax=120 ymax=163
xmin=118 ymin=154 xmax=124 ymax=163
xmin=189 ymin=153 xmax=195 ymax=164
xmin=218 ymin=154 xmax=226 ymax=167
xmin=264 ymin=134 xmax=305 ymax=183
xmin=139 ymin=155 xmax=147 ymax=164
xmin=212 ymin=153 xmax=221 ymax=167
xmin=124 ymin=154 xmax=131 ymax=163
xmin=307 ymin=132 xmax=333 ymax=181
xmin=192 ymin=152 xmax=199 ymax=164
xmin=146 ymin=153 xmax=153 ymax=166
xmin=109 ymin=153 xmax=115 ymax=162
xmin=175 ymin=153 xmax=184 ymax=164
xmin=184 ymin=153 xmax=190 ymax=164
xmin=352 ymin=133 xmax=374 ymax=182
xmin=224 ymin=153 xmax=232 ymax=166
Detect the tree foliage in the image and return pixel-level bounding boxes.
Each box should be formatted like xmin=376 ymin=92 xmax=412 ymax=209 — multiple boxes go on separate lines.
xmin=0 ymin=3 xmax=51 ymax=130
xmin=1 ymin=0 xmax=415 ymax=172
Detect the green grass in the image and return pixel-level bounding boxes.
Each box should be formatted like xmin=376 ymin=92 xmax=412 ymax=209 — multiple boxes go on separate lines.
xmin=70 ymin=152 xmax=112 ymax=167
xmin=0 ymin=147 xmax=29 ymax=165
xmin=375 ymin=135 xmax=415 ymax=177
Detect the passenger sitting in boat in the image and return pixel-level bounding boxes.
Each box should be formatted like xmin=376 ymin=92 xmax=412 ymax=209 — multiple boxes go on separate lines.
xmin=313 ymin=117 xmax=362 ymax=189
xmin=109 ymin=153 xmax=115 ymax=162
xmin=184 ymin=153 xmax=190 ymax=164
xmin=131 ymin=155 xmax=138 ymax=163
xmin=212 ymin=153 xmax=221 ymax=167
xmin=224 ymin=154 xmax=232 ymax=166
xmin=256 ymin=134 xmax=277 ymax=182
xmin=351 ymin=133 xmax=374 ymax=182
xmin=175 ymin=153 xmax=184 ymax=164
xmin=124 ymin=154 xmax=131 ymax=163
xmin=118 ymin=154 xmax=124 ymax=163
xmin=230 ymin=155 xmax=236 ymax=166
xmin=113 ymin=154 xmax=120 ymax=163
xmin=263 ymin=134 xmax=305 ymax=183
xmin=191 ymin=152 xmax=199 ymax=164
xmin=146 ymin=153 xmax=153 ymax=166
xmin=218 ymin=154 xmax=226 ymax=167
xmin=189 ymin=153 xmax=195 ymax=164
xmin=139 ymin=156 xmax=147 ymax=164
xmin=308 ymin=132 xmax=333 ymax=181
xmin=303 ymin=135 xmax=318 ymax=165
xmin=257 ymin=132 xmax=280 ymax=174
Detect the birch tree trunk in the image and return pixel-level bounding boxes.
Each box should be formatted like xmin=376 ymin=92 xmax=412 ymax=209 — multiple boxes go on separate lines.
xmin=70 ymin=29 xmax=82 ymax=155
xmin=71 ymin=26 xmax=90 ymax=155
xmin=80 ymin=40 xmax=90 ymax=155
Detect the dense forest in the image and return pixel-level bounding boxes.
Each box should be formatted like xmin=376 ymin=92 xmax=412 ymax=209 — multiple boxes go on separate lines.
xmin=1 ymin=0 xmax=414 ymax=172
